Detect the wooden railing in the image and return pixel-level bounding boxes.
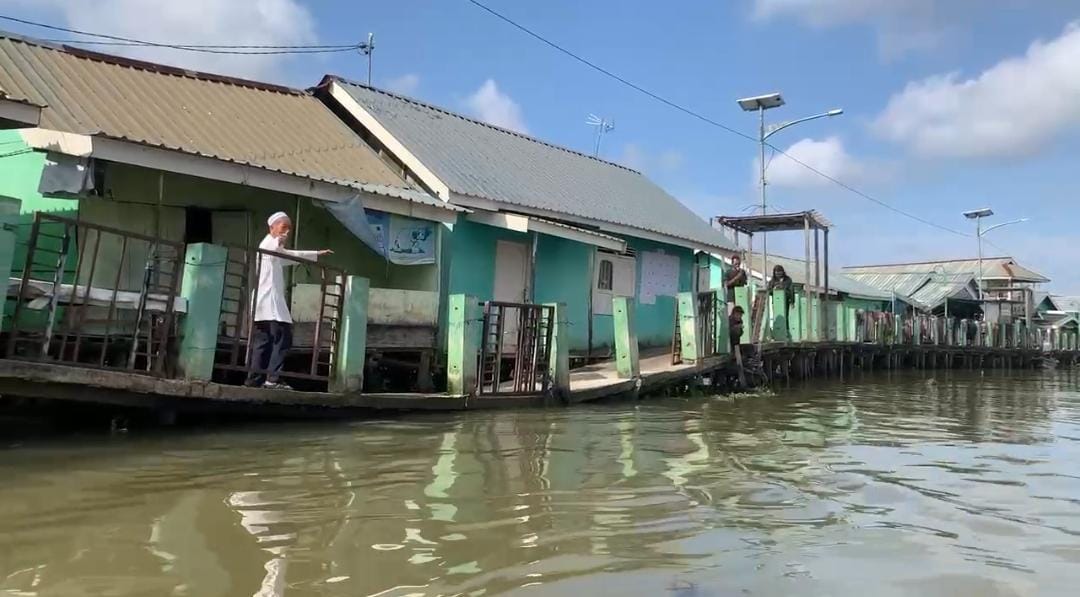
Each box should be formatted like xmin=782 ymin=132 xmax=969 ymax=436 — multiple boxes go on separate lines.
xmin=3 ymin=213 xmax=184 ymax=376
xmin=213 ymin=244 xmax=345 ymax=389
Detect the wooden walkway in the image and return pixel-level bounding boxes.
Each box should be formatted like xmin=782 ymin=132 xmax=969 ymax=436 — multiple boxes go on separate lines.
xmin=0 ymin=342 xmax=1072 ymax=417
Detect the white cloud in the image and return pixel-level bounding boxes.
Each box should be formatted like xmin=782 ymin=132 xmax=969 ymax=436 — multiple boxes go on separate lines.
xmin=384 ymin=73 xmax=420 ymax=96
xmin=764 ymin=136 xmax=872 ymax=189
xmin=12 ymin=0 xmax=316 ymax=80
xmin=464 ymin=79 xmax=528 ymax=134
xmin=657 ymin=149 xmax=684 ymax=172
xmin=617 ymin=143 xmax=683 ymax=173
xmin=751 ymin=0 xmax=1000 ymax=58
xmin=874 ymin=22 xmax=1080 ymax=159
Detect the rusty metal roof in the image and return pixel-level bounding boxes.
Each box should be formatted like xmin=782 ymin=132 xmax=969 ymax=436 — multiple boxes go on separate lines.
xmin=0 ymin=33 xmax=420 ymax=195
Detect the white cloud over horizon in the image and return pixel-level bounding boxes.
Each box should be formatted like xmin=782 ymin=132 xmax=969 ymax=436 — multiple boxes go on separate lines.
xmin=751 ymin=0 xmax=1003 ymax=59
xmin=618 ymin=143 xmax=684 ymax=174
xmin=464 ymin=79 xmax=529 ymax=134
xmin=762 ymin=136 xmax=882 ymax=190
xmin=384 ymin=73 xmax=420 ymax=96
xmin=874 ymin=21 xmax=1080 ymax=159
xmin=7 ymin=0 xmax=318 ymax=81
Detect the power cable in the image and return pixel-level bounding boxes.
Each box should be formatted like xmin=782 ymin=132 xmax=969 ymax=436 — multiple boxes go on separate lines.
xmin=0 ymin=14 xmax=365 ymax=55
xmin=465 ymin=0 xmax=971 ymax=238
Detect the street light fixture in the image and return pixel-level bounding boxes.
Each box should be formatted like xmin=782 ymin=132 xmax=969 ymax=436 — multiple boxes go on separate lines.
xmin=736 ymin=92 xmax=843 ymax=289
xmin=962 ymin=208 xmax=1029 ymax=302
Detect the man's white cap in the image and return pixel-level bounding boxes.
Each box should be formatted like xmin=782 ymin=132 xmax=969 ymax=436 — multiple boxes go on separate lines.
xmin=267 ymin=211 xmax=290 ymax=227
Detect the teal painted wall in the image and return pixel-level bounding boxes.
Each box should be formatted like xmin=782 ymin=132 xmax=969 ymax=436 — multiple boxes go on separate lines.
xmin=533 ymin=234 xmax=592 ymax=351
xmin=0 ymin=131 xmax=80 ymax=330
xmin=443 ymin=220 xmax=694 ymax=355
xmin=590 ymin=237 xmax=694 ymax=353
xmin=843 ymin=297 xmax=889 ymax=312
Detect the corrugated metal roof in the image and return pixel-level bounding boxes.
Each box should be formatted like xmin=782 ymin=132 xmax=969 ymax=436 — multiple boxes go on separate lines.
xmin=1052 ymin=296 xmax=1080 ymax=312
xmin=756 ymin=254 xmax=891 ymax=300
xmin=0 ymin=34 xmax=440 ymax=206
xmin=842 ymin=268 xmax=978 ymax=311
xmin=325 ymin=78 xmax=736 ymax=252
xmin=843 ymin=257 xmax=1048 ymax=283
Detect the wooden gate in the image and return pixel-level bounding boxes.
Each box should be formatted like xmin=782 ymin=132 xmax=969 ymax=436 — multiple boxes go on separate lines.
xmin=477 ymin=301 xmax=554 ymax=396
xmin=4 ymin=213 xmax=184 ymax=376
xmin=213 ymin=244 xmax=345 ymax=388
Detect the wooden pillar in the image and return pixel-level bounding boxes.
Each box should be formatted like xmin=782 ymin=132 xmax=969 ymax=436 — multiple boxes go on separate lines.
xmin=546 ymin=302 xmax=571 ymax=394
xmin=178 ymin=243 xmax=227 ymax=381
xmin=771 ymin=289 xmax=790 ymax=342
xmin=804 ymin=214 xmax=813 ymax=341
xmin=447 ymin=294 xmax=480 ymax=396
xmin=734 ymin=285 xmax=752 ymax=344
xmin=714 ymin=290 xmax=731 ymax=356
xmin=332 ymin=276 xmax=369 ymax=393
xmin=613 ymin=296 xmax=640 ymax=378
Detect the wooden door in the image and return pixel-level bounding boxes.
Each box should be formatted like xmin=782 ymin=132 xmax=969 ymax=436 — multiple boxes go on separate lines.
xmin=493 ymin=240 xmax=528 ymax=352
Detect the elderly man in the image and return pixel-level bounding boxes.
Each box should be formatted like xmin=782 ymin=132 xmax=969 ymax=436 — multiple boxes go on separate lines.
xmin=245 ymin=211 xmax=332 ymax=390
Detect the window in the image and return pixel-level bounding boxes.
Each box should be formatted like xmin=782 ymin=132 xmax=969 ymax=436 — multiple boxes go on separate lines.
xmin=598 ymin=259 xmax=614 ymax=291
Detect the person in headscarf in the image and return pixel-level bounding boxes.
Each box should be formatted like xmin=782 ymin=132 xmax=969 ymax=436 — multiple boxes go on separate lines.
xmin=245 ymin=211 xmax=333 ymax=390
xmin=767 ymin=264 xmax=795 ymax=319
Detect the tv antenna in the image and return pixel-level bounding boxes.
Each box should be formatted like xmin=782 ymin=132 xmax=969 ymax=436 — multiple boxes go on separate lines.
xmin=586 ymin=114 xmax=615 ymax=157
xmin=360 ymin=33 xmax=375 ymax=85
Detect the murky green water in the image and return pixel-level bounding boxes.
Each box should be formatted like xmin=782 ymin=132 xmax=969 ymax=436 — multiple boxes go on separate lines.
xmin=2 ymin=371 xmax=1079 ymax=596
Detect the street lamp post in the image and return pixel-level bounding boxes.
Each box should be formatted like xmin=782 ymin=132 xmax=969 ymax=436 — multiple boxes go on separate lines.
xmin=962 ymin=207 xmax=1028 ymax=304
xmin=736 ymin=93 xmax=842 ymax=289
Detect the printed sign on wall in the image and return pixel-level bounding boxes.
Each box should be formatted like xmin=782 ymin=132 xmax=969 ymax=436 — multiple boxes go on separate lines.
xmin=639 ymin=250 xmax=680 ymax=305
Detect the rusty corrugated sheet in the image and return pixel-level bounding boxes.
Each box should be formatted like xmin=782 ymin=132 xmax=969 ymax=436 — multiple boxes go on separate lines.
xmin=0 ymin=34 xmax=414 ymax=193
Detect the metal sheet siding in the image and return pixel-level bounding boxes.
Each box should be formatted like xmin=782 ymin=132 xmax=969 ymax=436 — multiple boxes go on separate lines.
xmin=0 ymin=36 xmax=410 ymax=191
xmin=333 ymin=80 xmax=735 ymax=252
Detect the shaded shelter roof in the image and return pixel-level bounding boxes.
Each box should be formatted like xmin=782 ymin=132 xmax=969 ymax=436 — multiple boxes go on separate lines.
xmin=0 ymin=33 xmax=452 ymax=210
xmin=716 ymin=210 xmax=831 ymax=234
xmin=320 ymin=77 xmax=735 ymax=253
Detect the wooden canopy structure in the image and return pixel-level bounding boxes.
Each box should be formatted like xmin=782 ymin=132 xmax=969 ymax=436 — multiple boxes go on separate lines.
xmin=715 ymin=210 xmax=832 ymax=340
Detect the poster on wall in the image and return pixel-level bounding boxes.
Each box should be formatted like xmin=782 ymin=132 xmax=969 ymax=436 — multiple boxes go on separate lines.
xmin=385 ymin=213 xmax=436 ymax=265
xmin=365 ymin=210 xmax=390 ymax=256
xmin=639 ymin=250 xmax=679 ymax=305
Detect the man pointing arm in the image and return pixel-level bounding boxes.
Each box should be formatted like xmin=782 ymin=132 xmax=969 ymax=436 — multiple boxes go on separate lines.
xmin=246 ymin=211 xmax=333 ymax=390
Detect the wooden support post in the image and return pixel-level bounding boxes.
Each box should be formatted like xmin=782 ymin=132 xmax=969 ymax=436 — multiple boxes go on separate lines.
xmin=178 ymin=243 xmax=227 ymax=381
xmin=677 ymin=291 xmax=700 ymax=363
xmin=447 ymin=294 xmax=480 ymax=396
xmin=714 ymin=290 xmax=731 ymax=356
xmin=546 ymin=302 xmax=571 ymax=395
xmin=771 ymin=290 xmax=790 ymax=342
xmin=613 ymin=296 xmax=640 ymax=379
xmin=332 ymin=276 xmax=369 ymax=393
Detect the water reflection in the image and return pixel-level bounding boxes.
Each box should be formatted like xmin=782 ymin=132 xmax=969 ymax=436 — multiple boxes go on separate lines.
xmin=1 ymin=370 xmax=1079 ymax=596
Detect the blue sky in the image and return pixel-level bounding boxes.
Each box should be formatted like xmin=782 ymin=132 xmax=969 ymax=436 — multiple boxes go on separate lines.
xmin=3 ymin=0 xmax=1079 ymax=292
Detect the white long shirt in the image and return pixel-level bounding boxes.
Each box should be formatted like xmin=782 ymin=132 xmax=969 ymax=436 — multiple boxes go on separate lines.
xmin=253 ymin=233 xmax=319 ymax=323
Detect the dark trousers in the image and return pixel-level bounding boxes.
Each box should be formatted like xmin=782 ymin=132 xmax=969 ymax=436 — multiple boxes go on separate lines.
xmin=247 ymin=321 xmax=292 ymax=385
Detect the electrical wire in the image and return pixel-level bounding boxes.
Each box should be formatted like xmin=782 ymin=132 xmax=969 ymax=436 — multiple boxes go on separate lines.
xmin=464 ymin=0 xmax=972 ymax=238
xmin=0 ymin=14 xmax=365 ymax=55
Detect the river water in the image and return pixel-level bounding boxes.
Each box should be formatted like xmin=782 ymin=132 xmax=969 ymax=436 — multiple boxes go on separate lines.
xmin=2 ymin=370 xmax=1079 ymax=596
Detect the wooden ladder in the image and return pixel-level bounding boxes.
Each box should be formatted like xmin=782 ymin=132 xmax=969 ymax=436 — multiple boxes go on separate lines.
xmin=749 ymin=290 xmax=768 ymax=343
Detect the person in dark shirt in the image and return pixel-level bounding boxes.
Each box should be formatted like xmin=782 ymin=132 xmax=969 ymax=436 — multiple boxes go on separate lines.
xmin=724 ymin=254 xmax=748 ymax=302
xmin=729 ymin=305 xmax=745 ymax=349
xmin=767 ymin=265 xmax=795 ymax=321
